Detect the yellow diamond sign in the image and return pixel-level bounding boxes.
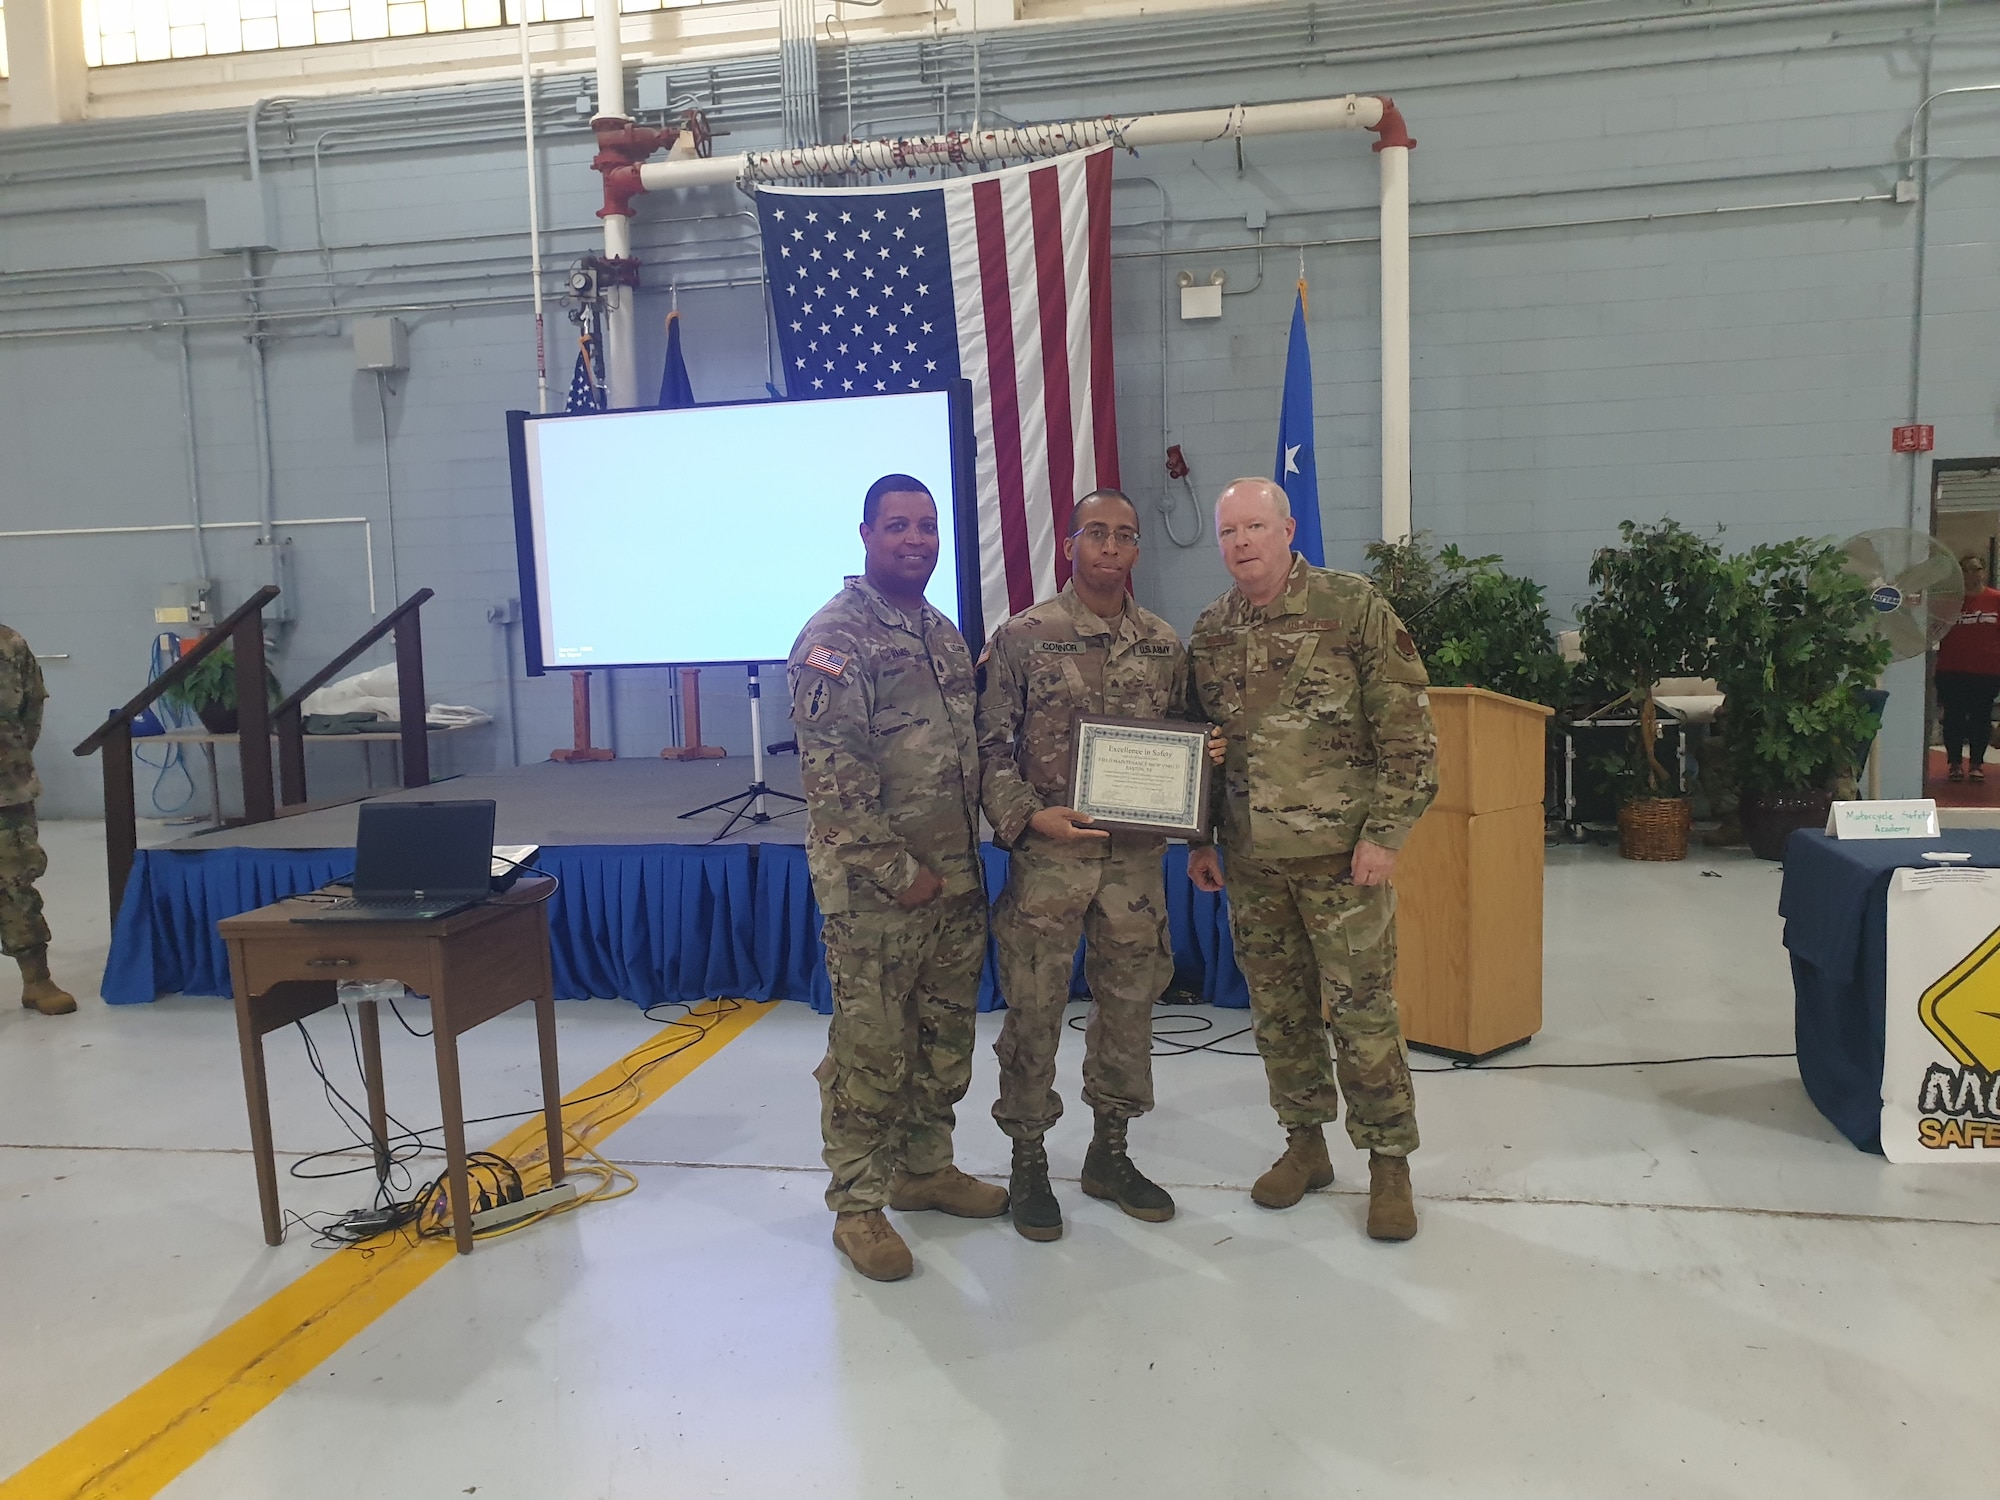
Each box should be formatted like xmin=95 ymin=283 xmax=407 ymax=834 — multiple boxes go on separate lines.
xmin=1920 ymin=922 xmax=2000 ymax=1073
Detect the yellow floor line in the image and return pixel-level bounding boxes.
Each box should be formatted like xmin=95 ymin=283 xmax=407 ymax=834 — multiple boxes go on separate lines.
xmin=2 ymin=999 xmax=777 ymax=1500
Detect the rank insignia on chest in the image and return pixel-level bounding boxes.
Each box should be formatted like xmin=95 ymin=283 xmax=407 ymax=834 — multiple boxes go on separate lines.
xmin=1034 ymin=640 xmax=1085 ymax=655
xmin=802 ymin=644 xmax=851 ymax=678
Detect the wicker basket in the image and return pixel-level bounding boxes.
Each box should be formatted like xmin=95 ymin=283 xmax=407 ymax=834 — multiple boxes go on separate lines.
xmin=1617 ymin=797 xmax=1691 ymax=862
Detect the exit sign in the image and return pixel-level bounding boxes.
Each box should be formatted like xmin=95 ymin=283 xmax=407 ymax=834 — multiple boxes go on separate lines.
xmin=1892 ymin=423 xmax=1936 ymax=453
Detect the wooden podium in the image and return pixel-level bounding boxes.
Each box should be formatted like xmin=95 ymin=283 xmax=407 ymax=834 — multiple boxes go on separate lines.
xmin=1395 ymin=687 xmax=1552 ymax=1061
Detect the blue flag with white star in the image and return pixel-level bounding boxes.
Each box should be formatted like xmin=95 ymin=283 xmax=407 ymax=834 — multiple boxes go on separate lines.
xmin=1274 ymin=286 xmax=1323 ymax=566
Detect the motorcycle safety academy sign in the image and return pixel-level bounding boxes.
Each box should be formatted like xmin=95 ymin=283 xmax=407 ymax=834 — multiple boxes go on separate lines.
xmin=1883 ymin=866 xmax=2000 ymax=1162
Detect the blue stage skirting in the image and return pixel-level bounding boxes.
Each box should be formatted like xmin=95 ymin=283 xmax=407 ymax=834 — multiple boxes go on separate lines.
xmin=103 ymin=842 xmax=1251 ymax=1012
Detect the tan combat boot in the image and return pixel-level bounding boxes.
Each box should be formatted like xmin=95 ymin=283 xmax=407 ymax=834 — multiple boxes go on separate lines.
xmin=831 ymin=1210 xmax=914 ymax=1281
xmin=888 ymin=1164 xmax=1009 ymax=1218
xmin=1251 ymin=1124 xmax=1334 ymax=1209
xmin=18 ymin=947 xmax=76 ymax=1016
xmin=1366 ymin=1153 xmax=1418 ymax=1241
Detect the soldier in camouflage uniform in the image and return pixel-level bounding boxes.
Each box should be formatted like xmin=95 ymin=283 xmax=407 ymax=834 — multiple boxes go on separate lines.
xmin=789 ymin=474 xmax=1009 ymax=1282
xmin=0 ymin=624 xmax=74 ymax=1016
xmin=977 ymin=489 xmax=1186 ymax=1242
xmin=1186 ymin=479 xmax=1436 ymax=1241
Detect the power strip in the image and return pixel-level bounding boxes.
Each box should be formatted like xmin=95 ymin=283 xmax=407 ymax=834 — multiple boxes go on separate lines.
xmin=469 ymin=1181 xmax=578 ymax=1234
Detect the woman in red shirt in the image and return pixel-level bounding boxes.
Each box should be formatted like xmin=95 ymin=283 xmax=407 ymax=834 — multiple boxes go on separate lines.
xmin=1936 ymin=553 xmax=2000 ymax=782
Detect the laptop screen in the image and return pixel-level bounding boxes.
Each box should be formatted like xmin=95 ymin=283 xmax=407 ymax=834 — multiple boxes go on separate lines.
xmin=352 ymin=800 xmax=497 ymax=901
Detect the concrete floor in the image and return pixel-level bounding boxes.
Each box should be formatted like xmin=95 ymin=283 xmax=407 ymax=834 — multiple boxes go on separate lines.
xmin=3 ymin=821 xmax=1995 ymax=1498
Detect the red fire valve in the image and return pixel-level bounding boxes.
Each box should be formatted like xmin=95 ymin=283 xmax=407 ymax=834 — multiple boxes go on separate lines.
xmin=592 ymin=116 xmax=683 ymax=220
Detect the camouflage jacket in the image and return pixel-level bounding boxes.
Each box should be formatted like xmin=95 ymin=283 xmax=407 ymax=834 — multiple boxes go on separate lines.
xmin=1188 ymin=554 xmax=1436 ymax=859
xmin=788 ymin=576 xmax=982 ymax=914
xmin=0 ymin=625 xmax=47 ymax=808
xmin=976 ymin=582 xmax=1190 ymax=852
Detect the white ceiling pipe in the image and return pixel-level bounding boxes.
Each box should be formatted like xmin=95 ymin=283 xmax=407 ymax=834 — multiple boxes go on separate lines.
xmin=590 ymin=0 xmax=623 ymax=124
xmin=590 ymin=0 xmax=640 ymax=408
xmin=636 ymin=96 xmax=1387 ymax=192
xmin=1379 ymin=141 xmax=1412 ymax=544
xmin=634 ymin=93 xmax=1411 ymax=546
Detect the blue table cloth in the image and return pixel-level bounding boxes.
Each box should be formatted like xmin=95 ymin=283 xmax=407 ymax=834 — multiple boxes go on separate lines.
xmin=105 ymin=841 xmax=1251 ymax=1013
xmin=1778 ymin=827 xmax=2000 ymax=1152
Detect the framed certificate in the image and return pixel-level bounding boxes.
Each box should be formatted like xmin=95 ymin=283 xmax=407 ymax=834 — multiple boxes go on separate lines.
xmin=1066 ymin=715 xmax=1212 ymax=838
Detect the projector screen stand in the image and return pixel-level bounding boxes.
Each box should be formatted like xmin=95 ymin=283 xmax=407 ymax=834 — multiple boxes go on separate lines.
xmin=550 ymin=671 xmax=616 ymax=763
xmin=677 ymin=664 xmax=805 ymax=840
xmin=660 ymin=667 xmax=728 ymax=761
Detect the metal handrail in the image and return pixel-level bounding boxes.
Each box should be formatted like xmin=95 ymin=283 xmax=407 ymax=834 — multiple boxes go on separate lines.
xmin=73 ymin=585 xmax=279 ymax=754
xmin=72 ymin=584 xmax=280 ymax=921
xmin=274 ymin=588 xmax=434 ymax=808
xmin=273 ymin=588 xmax=433 ymax=717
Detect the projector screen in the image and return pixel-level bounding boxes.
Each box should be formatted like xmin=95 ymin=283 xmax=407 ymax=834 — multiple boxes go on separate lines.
xmin=508 ymin=386 xmax=977 ymax=673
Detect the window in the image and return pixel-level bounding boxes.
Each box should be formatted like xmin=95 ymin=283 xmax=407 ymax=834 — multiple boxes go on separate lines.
xmin=82 ymin=0 xmax=706 ymax=67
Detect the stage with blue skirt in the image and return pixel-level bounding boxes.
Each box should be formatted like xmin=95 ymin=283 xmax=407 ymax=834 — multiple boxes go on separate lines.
xmin=102 ymin=757 xmax=1251 ymax=1013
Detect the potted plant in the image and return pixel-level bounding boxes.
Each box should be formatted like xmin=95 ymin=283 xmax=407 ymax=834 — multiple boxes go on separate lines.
xmin=1367 ymin=533 xmax=1572 ymax=708
xmin=1710 ymin=538 xmax=1892 ymax=860
xmin=1575 ymin=519 xmax=1731 ymax=861
xmin=160 ymin=644 xmax=282 ymax=735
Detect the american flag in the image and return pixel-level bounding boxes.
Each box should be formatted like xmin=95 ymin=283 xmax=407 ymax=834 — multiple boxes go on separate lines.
xmin=758 ymin=146 xmax=1120 ymax=635
xmin=566 ymin=333 xmax=605 ymax=414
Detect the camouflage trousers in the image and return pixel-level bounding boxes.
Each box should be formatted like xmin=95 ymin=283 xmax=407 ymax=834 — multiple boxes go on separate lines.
xmin=1224 ymin=850 xmax=1419 ymax=1156
xmin=0 ymin=804 xmax=50 ymax=959
xmin=990 ymin=839 xmax=1172 ymax=1141
xmin=814 ymin=889 xmax=988 ymax=1214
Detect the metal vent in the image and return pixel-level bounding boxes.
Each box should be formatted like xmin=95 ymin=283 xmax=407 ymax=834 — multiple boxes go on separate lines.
xmin=1935 ymin=467 xmax=2000 ymax=513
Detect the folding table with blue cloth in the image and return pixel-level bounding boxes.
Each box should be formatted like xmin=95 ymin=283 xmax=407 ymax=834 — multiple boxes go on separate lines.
xmin=103 ymin=841 xmax=1252 ymax=1013
xmin=1779 ymin=827 xmax=2000 ymax=1153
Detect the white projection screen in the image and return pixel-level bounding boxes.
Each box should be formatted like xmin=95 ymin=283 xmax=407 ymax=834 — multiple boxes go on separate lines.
xmin=508 ymin=385 xmax=977 ymax=673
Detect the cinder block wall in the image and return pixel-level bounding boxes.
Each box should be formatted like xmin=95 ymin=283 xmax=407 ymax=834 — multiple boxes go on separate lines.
xmin=2 ymin=1 xmax=1993 ymax=815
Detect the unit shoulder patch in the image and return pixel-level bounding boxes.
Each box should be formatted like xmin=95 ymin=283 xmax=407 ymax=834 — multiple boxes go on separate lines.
xmin=801 ymin=675 xmax=835 ymax=722
xmin=1394 ymin=629 xmax=1419 ymax=661
xmin=802 ymin=644 xmax=852 ymax=678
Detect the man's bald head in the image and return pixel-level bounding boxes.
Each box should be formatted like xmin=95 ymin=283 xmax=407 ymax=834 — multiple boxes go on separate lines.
xmin=1214 ymin=476 xmax=1299 ymax=607
xmin=1216 ymin=477 xmax=1291 ymax=524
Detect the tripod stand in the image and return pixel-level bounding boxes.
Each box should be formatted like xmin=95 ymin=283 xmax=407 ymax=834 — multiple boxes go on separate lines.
xmin=676 ymin=663 xmax=806 ymax=841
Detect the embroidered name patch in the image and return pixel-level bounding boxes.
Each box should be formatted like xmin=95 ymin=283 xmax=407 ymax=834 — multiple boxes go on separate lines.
xmin=1034 ymin=640 xmax=1085 ymax=655
xmin=1134 ymin=642 xmax=1176 ymax=657
xmin=802 ymin=644 xmax=851 ymax=678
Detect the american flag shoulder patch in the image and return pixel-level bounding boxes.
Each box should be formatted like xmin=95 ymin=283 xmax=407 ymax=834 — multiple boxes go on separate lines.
xmin=803 ymin=644 xmax=852 ymax=678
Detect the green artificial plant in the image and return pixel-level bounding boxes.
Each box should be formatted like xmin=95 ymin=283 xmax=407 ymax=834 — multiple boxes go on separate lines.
xmin=1574 ymin=518 xmax=1732 ymax=801
xmin=1365 ymin=533 xmax=1571 ymax=708
xmin=1709 ymin=538 xmax=1893 ymax=798
xmin=159 ymin=644 xmax=282 ymax=717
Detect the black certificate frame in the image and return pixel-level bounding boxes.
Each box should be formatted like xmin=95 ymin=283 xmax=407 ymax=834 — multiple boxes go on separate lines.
xmin=1065 ymin=714 xmax=1213 ymax=839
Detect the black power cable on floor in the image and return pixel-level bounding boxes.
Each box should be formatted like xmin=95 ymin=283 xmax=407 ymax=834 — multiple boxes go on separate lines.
xmin=1064 ymin=1009 xmax=1797 ymax=1070
xmin=1407 ymin=1049 xmax=1797 ymax=1074
xmin=283 ymin=995 xmax=744 ymax=1247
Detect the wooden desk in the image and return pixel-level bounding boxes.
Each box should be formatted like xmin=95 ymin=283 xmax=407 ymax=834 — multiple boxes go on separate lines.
xmin=218 ymin=879 xmax=562 ymax=1254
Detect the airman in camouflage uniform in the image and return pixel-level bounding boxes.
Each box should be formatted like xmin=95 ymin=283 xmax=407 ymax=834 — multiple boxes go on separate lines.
xmin=1186 ymin=479 xmax=1436 ymax=1240
xmin=789 ymin=474 xmax=1008 ymax=1282
xmin=0 ymin=624 xmax=73 ymax=1016
xmin=977 ymin=489 xmax=1187 ymax=1241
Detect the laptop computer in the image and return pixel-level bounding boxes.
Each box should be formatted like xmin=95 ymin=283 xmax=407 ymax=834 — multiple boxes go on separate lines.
xmin=291 ymin=799 xmax=498 ymax=924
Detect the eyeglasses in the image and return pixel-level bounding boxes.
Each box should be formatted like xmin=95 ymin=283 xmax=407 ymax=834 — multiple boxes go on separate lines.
xmin=1073 ymin=523 xmax=1142 ymax=548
